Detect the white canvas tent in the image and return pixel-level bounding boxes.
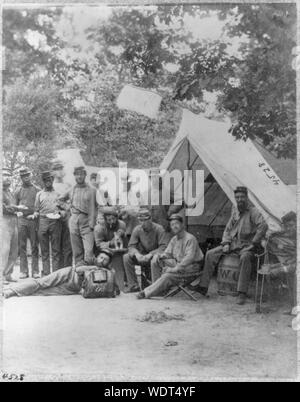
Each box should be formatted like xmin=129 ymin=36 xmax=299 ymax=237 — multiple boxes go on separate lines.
xmin=160 ymin=109 xmax=296 ymax=239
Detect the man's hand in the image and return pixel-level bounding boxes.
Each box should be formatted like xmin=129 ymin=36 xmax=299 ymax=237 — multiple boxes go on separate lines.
xmin=261 ymin=239 xmax=267 ymax=249
xmin=165 ymin=267 xmax=176 ymax=274
xmin=222 ymin=244 xmax=230 ymax=254
xmin=33 ymin=212 xmax=39 ymax=219
xmin=134 ymin=253 xmax=144 ymax=264
xmin=143 ymin=253 xmax=153 ymax=263
xmin=157 ymin=253 xmax=165 ymax=263
xmin=242 ymin=245 xmax=254 ymax=253
xmin=16 ymin=212 xmax=23 ymax=218
xmin=59 ymin=211 xmax=67 ymax=219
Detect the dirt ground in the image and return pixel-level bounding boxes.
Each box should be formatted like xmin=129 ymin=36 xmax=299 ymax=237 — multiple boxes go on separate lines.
xmin=1 ymin=275 xmax=298 ymax=382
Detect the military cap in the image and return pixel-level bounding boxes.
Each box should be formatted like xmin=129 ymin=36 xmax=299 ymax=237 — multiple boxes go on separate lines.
xmin=281 ymin=211 xmax=296 ymax=224
xmin=98 ymin=249 xmax=113 ymax=260
xmin=41 ymin=171 xmax=54 ymax=181
xmin=19 ymin=167 xmax=31 ymax=177
xmin=138 ymin=207 xmax=152 ymax=221
xmin=234 ymin=186 xmax=248 ymax=195
xmin=2 ymin=167 xmax=12 ymax=176
xmin=52 ymin=160 xmax=64 ymax=170
xmin=168 ymin=213 xmax=183 ymax=223
xmin=73 ymin=166 xmax=87 ymax=175
xmin=103 ymin=206 xmax=118 ymax=217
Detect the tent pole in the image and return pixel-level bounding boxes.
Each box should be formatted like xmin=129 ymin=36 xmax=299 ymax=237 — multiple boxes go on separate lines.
xmin=186 ymin=141 xmax=191 ymax=232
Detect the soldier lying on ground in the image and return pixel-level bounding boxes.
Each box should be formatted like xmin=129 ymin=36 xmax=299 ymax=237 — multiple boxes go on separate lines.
xmin=3 ymin=250 xmax=119 ymax=299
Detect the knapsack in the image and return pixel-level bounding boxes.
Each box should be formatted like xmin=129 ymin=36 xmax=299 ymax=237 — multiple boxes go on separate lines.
xmin=82 ymin=268 xmax=119 ymax=299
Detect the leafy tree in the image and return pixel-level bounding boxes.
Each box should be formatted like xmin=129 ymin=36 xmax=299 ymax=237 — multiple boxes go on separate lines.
xmin=2 ymin=7 xmax=90 ymax=87
xmin=62 ymin=67 xmax=180 ymax=168
xmin=165 ymin=4 xmax=297 ymax=158
xmin=220 ymin=4 xmax=297 ymax=158
xmin=3 ymin=78 xmax=80 ymax=185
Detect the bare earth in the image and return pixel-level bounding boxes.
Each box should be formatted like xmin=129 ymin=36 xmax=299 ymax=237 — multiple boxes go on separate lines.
xmin=2 ymin=281 xmax=298 ymax=382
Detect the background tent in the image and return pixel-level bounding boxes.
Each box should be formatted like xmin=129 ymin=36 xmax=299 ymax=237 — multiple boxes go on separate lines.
xmin=160 ymin=109 xmax=297 ymax=244
xmin=55 ymin=148 xmax=85 ymax=186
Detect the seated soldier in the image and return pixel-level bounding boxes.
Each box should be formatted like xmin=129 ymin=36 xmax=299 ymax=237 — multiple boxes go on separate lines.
xmin=192 ymin=186 xmax=268 ymax=305
xmin=94 ymin=206 xmax=127 ymax=291
xmin=3 ymin=250 xmax=115 ymax=298
xmin=136 ymin=214 xmax=203 ymax=299
xmin=123 ymin=207 xmax=169 ymax=293
xmin=267 ymin=211 xmax=297 ymax=313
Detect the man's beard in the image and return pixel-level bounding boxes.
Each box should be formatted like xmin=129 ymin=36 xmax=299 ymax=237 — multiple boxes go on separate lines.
xmin=237 ymin=202 xmax=246 ymax=212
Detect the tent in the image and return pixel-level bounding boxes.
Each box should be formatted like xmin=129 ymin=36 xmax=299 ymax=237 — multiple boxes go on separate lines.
xmin=160 ymin=109 xmax=297 ymax=243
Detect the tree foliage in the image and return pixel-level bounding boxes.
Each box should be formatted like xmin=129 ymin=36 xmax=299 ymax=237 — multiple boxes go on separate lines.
xmin=219 ymin=4 xmax=297 ymax=158
xmin=2 ymin=3 xmax=296 ymax=182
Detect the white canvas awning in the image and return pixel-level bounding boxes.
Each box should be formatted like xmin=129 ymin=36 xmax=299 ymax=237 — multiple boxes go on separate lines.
xmin=160 ymin=109 xmax=296 ymax=232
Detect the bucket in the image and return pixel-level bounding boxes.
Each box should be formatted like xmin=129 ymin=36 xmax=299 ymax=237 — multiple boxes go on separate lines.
xmin=217 ymin=254 xmax=240 ymax=296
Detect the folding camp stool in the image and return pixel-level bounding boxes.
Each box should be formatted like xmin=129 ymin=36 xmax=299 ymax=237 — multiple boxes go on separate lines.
xmin=255 ymin=247 xmax=271 ymax=313
xmin=135 ymin=265 xmax=151 ymax=290
xmin=164 ymin=274 xmax=201 ymax=302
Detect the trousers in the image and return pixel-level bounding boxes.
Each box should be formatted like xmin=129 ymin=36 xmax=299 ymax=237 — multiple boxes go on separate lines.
xmin=38 ymin=218 xmax=62 ymax=275
xmin=69 ymin=213 xmax=95 ymax=264
xmin=2 ymin=216 xmax=18 ymax=277
xmin=59 ymin=218 xmax=73 ymax=268
xmin=18 ymin=218 xmax=39 ymax=275
xmin=8 ymin=266 xmax=82 ymax=296
xmin=199 ymin=245 xmax=254 ymax=294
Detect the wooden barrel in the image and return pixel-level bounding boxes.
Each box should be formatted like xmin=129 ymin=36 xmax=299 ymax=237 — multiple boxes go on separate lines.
xmin=217 ymin=254 xmax=240 ymax=296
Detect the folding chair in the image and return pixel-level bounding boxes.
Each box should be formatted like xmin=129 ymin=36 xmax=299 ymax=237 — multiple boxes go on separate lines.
xmin=135 ymin=265 xmax=152 ymax=290
xmin=254 ymin=246 xmax=271 ymax=313
xmin=164 ymin=274 xmax=202 ymax=301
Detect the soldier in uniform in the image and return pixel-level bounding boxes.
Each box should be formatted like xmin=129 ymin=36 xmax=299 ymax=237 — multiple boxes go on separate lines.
xmin=137 ymin=214 xmax=203 ymax=299
xmin=193 ymin=186 xmax=268 ymax=305
xmin=4 ymin=250 xmax=114 ymax=298
xmin=52 ymin=160 xmax=73 ymax=268
xmin=2 ymin=168 xmax=21 ymax=283
xmin=123 ymin=208 xmax=169 ymax=293
xmin=90 ymin=172 xmax=99 ymax=189
xmin=34 ymin=171 xmax=62 ymax=276
xmin=94 ymin=206 xmax=127 ymax=291
xmin=60 ymin=166 xmax=97 ymax=264
xmin=15 ymin=167 xmax=41 ymax=279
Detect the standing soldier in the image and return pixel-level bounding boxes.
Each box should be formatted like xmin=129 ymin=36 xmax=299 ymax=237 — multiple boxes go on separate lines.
xmin=90 ymin=172 xmax=99 ymax=189
xmin=61 ymin=166 xmax=97 ymax=264
xmin=2 ymin=168 xmax=23 ymax=283
xmin=52 ymin=160 xmax=73 ymax=268
xmin=34 ymin=171 xmax=62 ymax=276
xmin=15 ymin=167 xmax=41 ymax=279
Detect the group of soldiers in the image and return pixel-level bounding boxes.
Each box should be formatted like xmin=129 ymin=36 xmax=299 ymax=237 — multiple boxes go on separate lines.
xmin=2 ymin=164 xmax=297 ymax=310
